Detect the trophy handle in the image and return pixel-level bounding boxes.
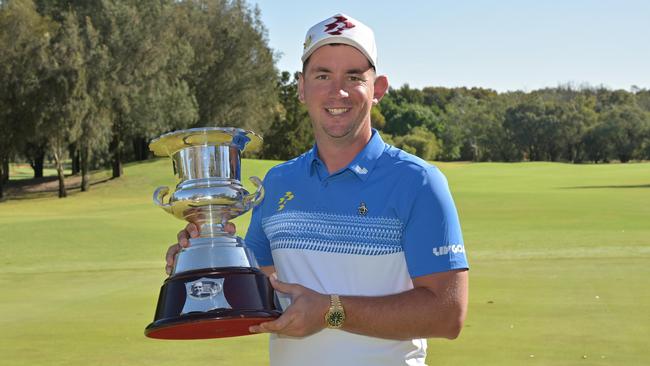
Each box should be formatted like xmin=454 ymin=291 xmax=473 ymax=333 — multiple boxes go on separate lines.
xmin=243 ymin=176 xmax=265 ymax=207
xmin=153 ymin=186 xmax=173 ymax=214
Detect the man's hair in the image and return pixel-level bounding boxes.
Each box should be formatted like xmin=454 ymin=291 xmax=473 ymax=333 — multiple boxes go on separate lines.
xmin=301 ymin=44 xmax=376 ymax=75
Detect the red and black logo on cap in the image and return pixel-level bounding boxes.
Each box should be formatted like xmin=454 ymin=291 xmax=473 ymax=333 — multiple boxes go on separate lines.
xmin=324 ymin=15 xmax=355 ymax=35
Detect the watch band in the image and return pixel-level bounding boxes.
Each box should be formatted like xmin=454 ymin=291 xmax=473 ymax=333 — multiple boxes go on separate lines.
xmin=325 ymin=294 xmax=346 ymax=329
xmin=331 ymin=294 xmax=341 ymax=307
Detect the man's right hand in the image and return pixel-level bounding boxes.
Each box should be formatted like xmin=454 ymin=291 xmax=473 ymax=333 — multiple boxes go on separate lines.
xmin=165 ymin=222 xmax=236 ymax=275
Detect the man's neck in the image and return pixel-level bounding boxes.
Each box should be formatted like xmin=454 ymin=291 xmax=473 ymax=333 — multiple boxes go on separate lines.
xmin=316 ymin=128 xmax=372 ymax=174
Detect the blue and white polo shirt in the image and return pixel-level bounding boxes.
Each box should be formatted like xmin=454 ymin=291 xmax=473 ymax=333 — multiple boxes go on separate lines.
xmin=245 ymin=130 xmax=468 ymax=366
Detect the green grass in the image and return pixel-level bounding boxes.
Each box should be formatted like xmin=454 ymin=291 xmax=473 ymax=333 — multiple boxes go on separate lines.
xmin=9 ymin=163 xmax=72 ymax=180
xmin=1 ymin=160 xmax=648 ymax=365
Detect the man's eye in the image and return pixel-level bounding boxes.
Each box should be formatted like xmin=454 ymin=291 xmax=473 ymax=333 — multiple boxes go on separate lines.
xmin=315 ymin=75 xmax=328 ymax=80
xmin=349 ymin=76 xmax=365 ymax=82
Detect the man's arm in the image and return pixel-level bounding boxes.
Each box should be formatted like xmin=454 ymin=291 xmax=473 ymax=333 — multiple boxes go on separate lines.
xmin=249 ymin=269 xmax=468 ymax=340
xmin=342 ymin=269 xmax=468 ymax=340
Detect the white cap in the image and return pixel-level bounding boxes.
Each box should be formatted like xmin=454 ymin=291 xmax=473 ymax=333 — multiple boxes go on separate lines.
xmin=302 ymin=13 xmax=377 ymax=68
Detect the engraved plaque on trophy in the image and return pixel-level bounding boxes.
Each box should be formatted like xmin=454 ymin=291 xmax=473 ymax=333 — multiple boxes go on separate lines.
xmin=145 ymin=127 xmax=280 ymax=340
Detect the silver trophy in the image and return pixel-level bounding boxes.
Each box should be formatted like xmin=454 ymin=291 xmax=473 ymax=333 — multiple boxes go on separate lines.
xmin=145 ymin=127 xmax=280 ymax=340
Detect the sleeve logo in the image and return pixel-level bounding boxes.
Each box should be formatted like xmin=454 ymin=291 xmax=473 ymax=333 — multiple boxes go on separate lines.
xmin=432 ymin=244 xmax=465 ymax=256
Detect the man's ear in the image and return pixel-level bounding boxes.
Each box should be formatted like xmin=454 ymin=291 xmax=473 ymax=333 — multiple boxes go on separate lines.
xmin=298 ymin=72 xmax=305 ymax=103
xmin=372 ymin=75 xmax=389 ymax=104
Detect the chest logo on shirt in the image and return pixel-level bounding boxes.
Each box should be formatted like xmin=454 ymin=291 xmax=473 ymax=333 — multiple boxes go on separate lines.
xmin=351 ymin=164 xmax=368 ymax=175
xmin=357 ymin=201 xmax=368 ymax=216
xmin=277 ymin=191 xmax=295 ymax=211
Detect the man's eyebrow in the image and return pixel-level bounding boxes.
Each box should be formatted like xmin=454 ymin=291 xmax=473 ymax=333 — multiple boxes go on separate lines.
xmin=312 ymin=66 xmax=332 ymax=73
xmin=309 ymin=66 xmax=371 ymax=74
xmin=346 ymin=68 xmax=370 ymax=74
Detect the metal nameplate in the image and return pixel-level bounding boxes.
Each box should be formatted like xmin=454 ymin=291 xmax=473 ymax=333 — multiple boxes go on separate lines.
xmin=181 ymin=277 xmax=232 ymax=315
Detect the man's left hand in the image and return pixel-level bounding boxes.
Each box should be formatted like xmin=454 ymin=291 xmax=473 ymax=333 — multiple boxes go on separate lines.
xmin=249 ymin=274 xmax=330 ymax=337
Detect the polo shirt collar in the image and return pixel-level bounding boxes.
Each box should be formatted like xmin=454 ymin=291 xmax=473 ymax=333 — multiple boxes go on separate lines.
xmin=307 ymin=129 xmax=386 ymax=181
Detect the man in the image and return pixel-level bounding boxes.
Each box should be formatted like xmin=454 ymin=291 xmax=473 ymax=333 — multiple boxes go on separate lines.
xmin=167 ymin=13 xmax=468 ymax=366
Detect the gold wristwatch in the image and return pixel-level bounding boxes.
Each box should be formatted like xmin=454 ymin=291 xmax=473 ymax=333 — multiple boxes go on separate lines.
xmin=324 ymin=294 xmax=346 ymax=329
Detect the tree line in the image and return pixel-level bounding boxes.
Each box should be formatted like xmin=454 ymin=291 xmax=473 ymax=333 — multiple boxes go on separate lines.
xmin=269 ymin=74 xmax=650 ymax=165
xmin=2 ymin=0 xmax=649 ymax=200
xmin=0 ymin=0 xmax=276 ymax=199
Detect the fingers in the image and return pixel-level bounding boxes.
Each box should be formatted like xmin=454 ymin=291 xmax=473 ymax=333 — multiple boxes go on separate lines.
xmin=225 ymin=222 xmax=236 ymax=234
xmin=177 ymin=223 xmax=199 ymax=249
xmin=186 ymin=223 xmax=200 ymax=240
xmin=165 ymin=243 xmax=181 ymax=275
xmin=167 ymin=224 xmax=199 ymax=275
xmin=249 ymin=276 xmax=328 ymax=337
xmin=180 ymin=222 xmax=235 ymax=238
xmin=250 ymin=311 xmax=294 ymax=334
xmin=167 ymin=222 xmax=234 ymax=276
xmin=269 ymin=273 xmax=299 ymax=295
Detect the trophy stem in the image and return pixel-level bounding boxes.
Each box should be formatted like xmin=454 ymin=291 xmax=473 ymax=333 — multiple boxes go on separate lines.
xmin=199 ymin=222 xmax=227 ymax=238
xmin=194 ymin=212 xmax=233 ymax=238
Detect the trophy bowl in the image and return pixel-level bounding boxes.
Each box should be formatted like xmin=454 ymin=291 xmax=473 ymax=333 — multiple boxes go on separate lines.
xmin=144 ymin=127 xmax=280 ymax=340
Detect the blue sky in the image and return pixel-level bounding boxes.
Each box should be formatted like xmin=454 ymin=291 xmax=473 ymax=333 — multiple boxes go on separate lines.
xmin=253 ymin=0 xmax=649 ymax=92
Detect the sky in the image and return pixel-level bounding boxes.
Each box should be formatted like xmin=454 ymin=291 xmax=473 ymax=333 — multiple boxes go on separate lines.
xmin=252 ymin=0 xmax=650 ymax=92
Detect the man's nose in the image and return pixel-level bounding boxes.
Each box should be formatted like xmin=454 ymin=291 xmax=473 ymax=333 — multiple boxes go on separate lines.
xmin=328 ymin=79 xmax=349 ymax=98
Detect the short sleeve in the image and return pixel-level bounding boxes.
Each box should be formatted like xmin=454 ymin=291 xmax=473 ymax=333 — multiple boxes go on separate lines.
xmin=401 ymin=167 xmax=468 ymax=278
xmin=244 ymin=195 xmax=274 ymax=267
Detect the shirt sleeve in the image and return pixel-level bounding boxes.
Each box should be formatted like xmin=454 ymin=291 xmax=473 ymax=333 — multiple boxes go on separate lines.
xmin=244 ymin=185 xmax=274 ymax=267
xmin=401 ymin=166 xmax=468 ymax=278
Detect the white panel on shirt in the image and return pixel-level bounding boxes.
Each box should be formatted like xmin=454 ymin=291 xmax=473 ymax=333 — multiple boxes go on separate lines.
xmin=263 ymin=210 xmax=429 ymax=366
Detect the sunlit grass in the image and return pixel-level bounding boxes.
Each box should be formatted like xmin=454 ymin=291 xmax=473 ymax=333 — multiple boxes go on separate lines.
xmin=1 ymin=160 xmax=648 ymax=365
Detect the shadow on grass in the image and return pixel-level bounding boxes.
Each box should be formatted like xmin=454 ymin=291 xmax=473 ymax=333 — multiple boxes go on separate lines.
xmin=2 ymin=173 xmax=114 ymax=201
xmin=562 ymin=184 xmax=650 ymax=189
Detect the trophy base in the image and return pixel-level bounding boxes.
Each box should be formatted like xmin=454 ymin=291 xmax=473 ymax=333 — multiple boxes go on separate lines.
xmin=145 ymin=267 xmax=281 ymax=340
xmin=145 ymin=309 xmax=280 ymax=339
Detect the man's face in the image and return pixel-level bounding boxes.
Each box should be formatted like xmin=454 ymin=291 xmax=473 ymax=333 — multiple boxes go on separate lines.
xmin=299 ymin=44 xmax=388 ymax=143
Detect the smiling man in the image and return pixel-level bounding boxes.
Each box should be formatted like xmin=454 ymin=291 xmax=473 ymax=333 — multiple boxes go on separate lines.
xmin=170 ymin=13 xmax=469 ymax=366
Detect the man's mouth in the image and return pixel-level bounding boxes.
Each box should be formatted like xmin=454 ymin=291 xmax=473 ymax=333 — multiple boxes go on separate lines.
xmin=326 ymin=108 xmax=350 ymax=116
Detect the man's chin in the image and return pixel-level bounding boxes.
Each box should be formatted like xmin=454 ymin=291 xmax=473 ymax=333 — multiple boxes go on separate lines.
xmin=322 ymin=126 xmax=358 ymax=140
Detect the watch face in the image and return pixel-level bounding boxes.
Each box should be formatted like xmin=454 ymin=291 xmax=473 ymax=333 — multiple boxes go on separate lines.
xmin=327 ymin=311 xmax=344 ymax=327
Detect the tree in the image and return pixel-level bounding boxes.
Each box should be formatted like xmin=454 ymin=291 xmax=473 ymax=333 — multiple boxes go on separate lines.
xmin=176 ymin=0 xmax=277 ymax=133
xmin=370 ymin=106 xmax=386 ymax=130
xmin=504 ymin=99 xmax=573 ymax=161
xmin=422 ymin=86 xmax=497 ymax=113
xmin=389 ymin=84 xmax=424 ymax=105
xmin=41 ymin=10 xmax=88 ymax=198
xmin=558 ymin=95 xmax=597 ymax=162
xmin=504 ymin=101 xmax=541 ymax=161
xmin=594 ymin=88 xmax=635 ymax=112
xmin=393 ymin=126 xmax=441 ymax=161
xmin=24 ymin=140 xmax=48 ymax=178
xmin=441 ymin=94 xmax=508 ymax=161
xmin=598 ymin=105 xmax=650 ymax=162
xmin=635 ymin=90 xmax=650 ymax=160
xmin=634 ymin=89 xmax=650 ymax=112
xmin=383 ymin=102 xmax=441 ymax=136
xmin=78 ymin=15 xmax=111 ymax=191
xmin=583 ymin=124 xmax=613 ymax=163
xmin=261 ymin=71 xmax=312 ymax=160
xmin=87 ymin=0 xmax=198 ymax=178
xmin=0 ymin=0 xmax=53 ymax=199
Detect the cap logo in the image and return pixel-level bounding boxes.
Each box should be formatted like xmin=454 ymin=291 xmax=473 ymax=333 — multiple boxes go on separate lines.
xmin=324 ymin=15 xmax=355 ymax=35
